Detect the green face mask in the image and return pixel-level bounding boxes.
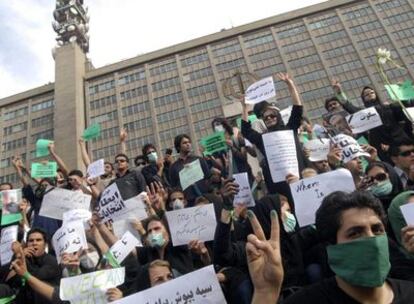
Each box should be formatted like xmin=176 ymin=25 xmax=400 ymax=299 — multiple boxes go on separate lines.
xmin=327 ymin=234 xmax=390 ymax=287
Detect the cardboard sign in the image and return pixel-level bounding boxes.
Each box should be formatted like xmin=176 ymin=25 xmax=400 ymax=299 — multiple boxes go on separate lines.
xmin=109 ymin=231 xmax=142 ymax=264
xmin=52 ymin=221 xmax=88 ymax=263
xmin=245 ymin=76 xmax=276 ymax=105
xmin=87 ymin=159 xmax=105 ymax=179
xmin=262 ymin=130 xmax=299 ymax=183
xmin=179 ymin=159 xmax=204 ymax=190
xmin=346 ymin=107 xmax=382 ymax=134
xmin=200 ymin=132 xmax=227 ymax=156
xmin=39 ymin=188 xmax=91 ymax=220
xmin=165 ymin=204 xmax=217 ymax=246
xmin=112 ymin=266 xmax=226 ymax=304
xmin=0 ymin=190 xmax=23 ymax=226
xmin=82 ymin=123 xmax=101 ymax=141
xmin=233 ymin=172 xmax=255 ymax=207
xmin=35 ymin=139 xmax=53 ymax=157
xmin=31 ymin=162 xmax=58 ymax=178
xmin=332 ymin=134 xmax=370 ymax=163
xmin=304 ymin=138 xmax=330 ymax=162
xmin=0 ymin=225 xmax=18 ymax=265
xmin=291 ymin=169 xmax=355 ymax=227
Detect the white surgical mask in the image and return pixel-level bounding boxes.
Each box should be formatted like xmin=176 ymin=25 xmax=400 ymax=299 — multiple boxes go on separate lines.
xmin=80 ymin=251 xmax=100 ymax=269
xmin=172 ymin=199 xmax=185 ymax=210
xmin=214 ymin=125 xmax=225 ymax=132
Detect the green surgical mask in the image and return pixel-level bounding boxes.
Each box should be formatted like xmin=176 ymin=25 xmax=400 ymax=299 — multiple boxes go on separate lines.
xmin=370 ymin=180 xmax=393 ymax=197
xmin=327 ymin=234 xmax=390 ymax=287
xmin=283 ymin=211 xmax=297 ymax=233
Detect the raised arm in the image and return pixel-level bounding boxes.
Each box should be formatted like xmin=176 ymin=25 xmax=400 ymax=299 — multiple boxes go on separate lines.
xmin=11 ymin=156 xmax=30 ymax=187
xmin=119 ymin=128 xmax=128 ymax=155
xmin=331 ymin=78 xmax=362 ymax=114
xmin=277 ymin=72 xmax=302 ymax=106
xmin=48 ymin=142 xmax=69 ymax=177
xmin=78 ymin=138 xmax=91 ymax=167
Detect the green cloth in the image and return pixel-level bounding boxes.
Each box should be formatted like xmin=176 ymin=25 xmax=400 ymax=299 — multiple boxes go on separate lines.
xmin=82 ymin=123 xmax=101 ymax=141
xmin=385 ymin=80 xmax=414 ymax=102
xmin=236 ymin=114 xmax=257 ymax=128
xmin=388 ymin=190 xmax=414 ymax=258
xmin=0 ymin=295 xmax=15 ymax=304
xmin=35 ymin=139 xmax=53 ymax=157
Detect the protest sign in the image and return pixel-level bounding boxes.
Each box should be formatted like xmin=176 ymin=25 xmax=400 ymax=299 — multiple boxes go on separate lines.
xmin=179 ymin=159 xmax=204 ymax=190
xmin=31 ymin=162 xmax=58 ymax=178
xmin=385 ymin=80 xmax=414 ymax=102
xmin=291 ymin=169 xmax=355 ymax=227
xmin=60 ymin=267 xmax=125 ymax=303
xmin=304 ymin=138 xmax=330 ymax=162
xmin=165 ymin=204 xmax=216 ymax=246
xmin=245 ymin=76 xmax=276 ymax=105
xmin=400 ymin=203 xmax=414 ymax=225
xmin=97 ymin=185 xmax=148 ymax=223
xmin=112 ymin=265 xmax=226 ymax=304
xmin=345 ymin=107 xmax=382 ymax=134
xmin=82 ymin=123 xmax=101 ymax=141
xmin=280 ymin=106 xmax=292 ymax=125
xmin=200 ymin=132 xmax=227 ymax=156
xmin=62 ymin=209 xmax=92 ymax=229
xmin=0 ymin=189 xmax=23 ymax=226
xmin=87 ymin=159 xmax=105 ymax=179
xmin=109 ymin=231 xmax=142 ymax=264
xmin=263 ymin=130 xmax=299 ymax=183
xmin=405 ymin=107 xmax=414 ymax=122
xmin=112 ymin=219 xmax=142 ymax=241
xmin=332 ymin=134 xmax=369 ymax=163
xmin=0 ymin=225 xmax=18 ymax=265
xmin=52 ymin=221 xmax=88 ymax=263
xmin=233 ymin=173 xmax=255 ymax=207
xmin=39 ymin=188 xmax=91 ymax=220
xmin=36 ymin=139 xmax=53 ymax=157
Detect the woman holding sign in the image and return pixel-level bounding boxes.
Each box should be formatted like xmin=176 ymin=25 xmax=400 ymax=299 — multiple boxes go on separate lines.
xmin=240 ymin=73 xmax=306 ymax=203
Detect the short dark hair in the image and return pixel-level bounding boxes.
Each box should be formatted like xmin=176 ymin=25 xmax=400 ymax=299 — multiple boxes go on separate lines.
xmin=40 ymin=178 xmax=56 ymax=186
xmin=253 ymin=101 xmax=269 ymax=118
xmin=365 ymin=161 xmax=389 ymax=175
xmin=68 ymin=169 xmax=83 ymax=178
xmin=134 ymin=155 xmax=146 ymax=167
xmin=174 ymin=134 xmax=191 ymax=153
xmin=142 ymin=144 xmax=156 ymax=156
xmin=167 ymin=188 xmax=185 ymax=202
xmin=315 ymin=191 xmax=386 ymax=244
xmin=27 ymin=227 xmax=48 ymax=243
xmin=104 ymin=161 xmax=114 ymax=170
xmin=0 ymin=182 xmax=13 ymax=190
xmin=324 ymin=97 xmax=340 ymax=111
xmin=389 ymin=139 xmax=414 ymax=157
xmin=114 ymin=153 xmax=129 ymax=163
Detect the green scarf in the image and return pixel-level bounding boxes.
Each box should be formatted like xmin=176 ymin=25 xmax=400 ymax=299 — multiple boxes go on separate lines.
xmin=388 ymin=190 xmax=414 ymax=258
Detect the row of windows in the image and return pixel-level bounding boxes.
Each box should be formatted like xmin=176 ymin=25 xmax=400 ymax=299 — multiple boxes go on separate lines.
xmin=342 ymin=6 xmax=372 ymax=21
xmin=90 ymin=110 xmax=118 ymax=125
xmin=152 ymin=77 xmax=180 ymax=91
xmin=120 ymin=86 xmax=148 ymax=101
xmin=349 ymin=21 xmax=382 ymax=35
xmin=121 ymin=101 xmax=150 ymax=117
xmin=216 ymin=58 xmax=245 ymax=72
xmin=3 ymin=137 xmax=26 ymax=151
xmin=92 ymin=145 xmax=118 ymax=160
xmin=294 ymin=69 xmax=327 ymax=84
xmin=149 ymin=61 xmax=177 ymax=76
xmin=159 ymin=125 xmax=189 ymax=141
xmin=92 ymin=126 xmax=119 ymax=142
xmin=32 ymin=99 xmax=54 ymax=112
xmin=357 ymin=35 xmax=390 ymax=49
xmin=124 ymin=118 xmax=152 ymax=131
xmin=322 ymin=45 xmax=355 ymax=60
xmin=282 ymin=39 xmax=313 ymax=53
xmin=4 ymin=122 xmax=27 ymax=135
xmin=315 ymin=30 xmax=348 ymax=44
xmin=213 ymin=43 xmax=241 ymax=57
xmin=157 ymin=108 xmax=187 ymax=123
xmin=4 ymin=107 xmax=28 ymax=121
xmin=401 ymin=46 xmax=414 ymax=56
xmin=90 ymin=95 xmax=116 ymax=111
xmin=187 ymin=83 xmax=217 ymax=98
xmin=194 ymin=118 xmax=211 ymax=132
xmin=244 ymin=33 xmax=274 ymax=48
xmin=329 ymin=60 xmax=363 ymax=75
xmin=288 ymin=54 xmax=320 ymax=69
xmin=32 ymin=130 xmax=53 ymax=143
xmin=0 ymin=173 xmax=18 ymax=184
xmin=183 ymin=67 xmax=213 ymax=82
xmin=89 ymin=80 xmax=115 ymax=95
xmin=393 ymin=28 xmax=414 ymax=40
xmin=181 ymin=52 xmax=209 ymax=67
xmin=375 ymin=0 xmax=406 ymax=11
xmin=308 ymin=15 xmax=340 ymax=30
xmin=190 ymin=98 xmax=221 ymax=113
xmin=127 ymin=135 xmax=155 ymax=151
xmin=0 ymin=154 xmax=26 ymax=169
xmin=118 ymin=70 xmax=145 ymax=85
xmin=383 ymin=11 xmax=414 ymax=26
xmin=255 ymin=63 xmax=285 ymax=79
xmin=154 ymin=92 xmax=183 ymax=108
xmin=32 ymin=114 xmax=53 ymax=128
xmin=341 ymin=76 xmax=371 ymax=91
xmin=301 ymin=86 xmax=333 ymax=103
xmin=249 ymin=49 xmax=280 ymax=64
xmin=277 ymin=25 xmax=306 ymax=39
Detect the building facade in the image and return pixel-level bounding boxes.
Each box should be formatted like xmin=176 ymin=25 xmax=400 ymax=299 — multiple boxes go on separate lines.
xmin=1 ymin=0 xmax=414 ymax=184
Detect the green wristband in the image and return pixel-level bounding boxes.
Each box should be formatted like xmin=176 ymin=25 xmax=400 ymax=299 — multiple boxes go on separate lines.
xmin=22 ymin=271 xmax=31 ymax=281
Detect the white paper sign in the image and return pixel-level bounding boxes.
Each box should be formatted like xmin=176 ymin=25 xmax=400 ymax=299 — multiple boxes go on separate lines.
xmin=87 ymin=159 xmax=105 ymax=179
xmin=280 ymin=106 xmax=292 ymax=125
xmin=63 ymin=209 xmax=92 ymax=227
xmin=291 ymin=169 xmax=355 ymax=227
xmin=165 ymin=204 xmax=217 ymax=246
xmin=52 ymin=221 xmax=88 ymax=263
xmin=400 ymin=203 xmax=414 ymax=225
xmin=332 ymin=134 xmax=369 ymax=163
xmin=109 ymin=231 xmax=142 ymax=264
xmin=60 ymin=267 xmax=125 ymax=303
xmin=179 ymin=159 xmax=204 ymax=190
xmin=346 ymin=107 xmax=382 ymax=134
xmin=0 ymin=225 xmax=18 ymax=265
xmin=97 ymin=185 xmax=148 ymax=223
xmin=263 ymin=130 xmax=299 ymax=183
xmin=112 ymin=219 xmax=142 ymax=241
xmin=233 ymin=173 xmax=255 ymax=207
xmin=405 ymin=107 xmax=414 ymax=122
xmin=112 ymin=265 xmax=226 ymax=304
xmin=40 ymin=188 xmax=91 ymax=220
xmin=304 ymin=138 xmax=330 ymax=162
xmin=245 ymin=76 xmax=276 ymax=105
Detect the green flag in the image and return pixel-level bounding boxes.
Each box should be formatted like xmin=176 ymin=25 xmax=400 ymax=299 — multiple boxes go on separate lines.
xmin=36 ymin=139 xmax=53 ymax=158
xmin=31 ymin=162 xmax=58 ymax=178
xmin=385 ymin=80 xmax=414 ymax=102
xmin=82 ymin=123 xmax=101 ymax=141
xmin=236 ymin=114 xmax=258 ymax=128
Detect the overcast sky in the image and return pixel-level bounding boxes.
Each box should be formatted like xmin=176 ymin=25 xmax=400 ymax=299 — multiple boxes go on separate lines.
xmin=0 ymin=0 xmax=326 ymax=98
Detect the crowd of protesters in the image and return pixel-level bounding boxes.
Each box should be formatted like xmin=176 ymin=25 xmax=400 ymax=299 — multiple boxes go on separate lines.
xmin=1 ymin=72 xmax=414 ymax=304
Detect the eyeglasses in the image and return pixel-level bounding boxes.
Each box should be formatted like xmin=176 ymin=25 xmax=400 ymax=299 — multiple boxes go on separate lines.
xmin=399 ymin=149 xmax=414 ymax=157
xmin=263 ymin=114 xmax=277 ymax=121
xmin=115 ymin=159 xmax=127 ymax=163
xmin=369 ymin=172 xmax=388 ymax=182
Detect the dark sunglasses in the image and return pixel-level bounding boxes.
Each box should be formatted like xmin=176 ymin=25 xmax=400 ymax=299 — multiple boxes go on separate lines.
xmin=399 ymin=149 xmax=414 ymax=157
xmin=264 ymin=114 xmax=277 ymax=121
xmin=370 ymin=173 xmax=388 ymax=182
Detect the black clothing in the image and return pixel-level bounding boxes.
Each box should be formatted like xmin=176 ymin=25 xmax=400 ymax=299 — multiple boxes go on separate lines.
xmin=283 ymin=277 xmax=414 ymax=304
xmin=141 ymin=163 xmax=163 ymax=186
xmin=110 ymin=169 xmax=147 ymax=200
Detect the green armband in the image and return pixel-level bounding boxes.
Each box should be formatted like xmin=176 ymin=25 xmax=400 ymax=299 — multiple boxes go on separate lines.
xmin=21 ymin=271 xmax=31 ymax=286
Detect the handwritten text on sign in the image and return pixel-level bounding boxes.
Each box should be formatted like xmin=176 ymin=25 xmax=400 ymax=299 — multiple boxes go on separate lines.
xmin=290 ymin=168 xmax=355 ymax=227
xmin=109 ymin=231 xmax=142 ymax=264
xmin=333 ymin=134 xmax=369 ymax=164
xmin=112 ymin=265 xmax=226 ymax=304
xmin=245 ymin=76 xmax=276 ymax=105
xmin=304 ymin=138 xmax=330 ymax=162
xmin=263 ymin=130 xmax=299 ymax=183
xmin=179 ymin=159 xmax=204 ymax=190
xmin=233 ymin=172 xmax=255 ymax=207
xmin=0 ymin=225 xmax=18 ymax=265
xmin=165 ymin=204 xmax=217 ymax=246
xmin=346 ymin=107 xmax=382 ymax=134
xmin=52 ymin=221 xmax=88 ymax=263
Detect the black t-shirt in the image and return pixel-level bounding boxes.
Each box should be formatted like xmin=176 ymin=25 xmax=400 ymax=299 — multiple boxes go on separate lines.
xmin=283 ymin=277 xmax=414 ymax=304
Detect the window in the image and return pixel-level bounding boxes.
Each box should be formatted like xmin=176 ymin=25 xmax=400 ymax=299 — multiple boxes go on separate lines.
xmin=154 ymin=92 xmax=183 ymax=108
xmin=187 ymin=83 xmax=217 ymax=98
xmin=194 ymin=118 xmax=212 ymax=132
xmin=342 ymin=6 xmax=373 ymax=20
xmin=190 ymin=98 xmax=221 ymax=113
xmin=3 ymin=137 xmax=26 ymax=151
xmin=282 ymin=39 xmax=313 ymax=53
xmin=349 ymin=21 xmax=382 ymax=35
xmin=152 ymin=77 xmax=180 ymax=91
xmin=4 ymin=107 xmax=28 ymax=120
xmin=118 ymin=70 xmax=145 ymax=85
xmin=288 ymin=54 xmax=320 ymax=69
xmin=393 ymin=28 xmax=414 ymax=40
xmin=90 ymin=110 xmax=118 ymax=125
xmin=213 ymin=43 xmax=241 ymax=57
xmin=323 ymin=45 xmax=355 ymax=60
xmin=309 ymin=16 xmax=340 ymax=30
xmin=277 ymin=25 xmax=306 ymax=39
xmin=124 ymin=118 xmax=152 ymax=131
xmin=315 ymin=30 xmax=348 ymax=44
xmin=181 ymin=52 xmax=209 ymax=67
xmin=92 ymin=145 xmax=118 ymax=160
xmin=1 ymin=154 xmax=26 ymax=169
xmin=92 ymin=127 xmax=119 ymax=142
xmin=122 ymin=101 xmax=150 ymax=117
xmin=159 ymin=126 xmax=189 ymax=141
xmin=150 ymin=61 xmax=177 ymax=76
xmin=216 ymin=58 xmax=245 ymax=71
xmin=0 ymin=173 xmax=18 ymax=184
xmin=4 ymin=122 xmax=27 ymax=135
xmin=384 ymin=11 xmax=414 ymax=26
xmin=88 ymin=80 xmax=115 ymax=95
xmin=244 ymin=33 xmax=274 ymax=48
xmin=357 ymin=35 xmax=390 ymax=49
xmin=249 ymin=49 xmax=280 ymax=63
xmin=32 ymin=114 xmax=53 ymax=128
xmin=329 ymin=60 xmax=363 ymax=74
xmin=31 ymin=130 xmax=53 ymax=143
xmin=120 ymin=86 xmax=148 ymax=101
xmin=301 ymin=86 xmax=332 ymax=103
xmin=31 ymin=99 xmax=54 ymax=112
xmin=126 ymin=135 xmax=155 ymax=151
xmin=90 ymin=95 xmax=116 ymax=110
xmin=294 ymin=70 xmax=327 ymax=84
xmin=183 ymin=67 xmax=213 ymax=82
xmin=157 ymin=108 xmax=187 ymax=123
